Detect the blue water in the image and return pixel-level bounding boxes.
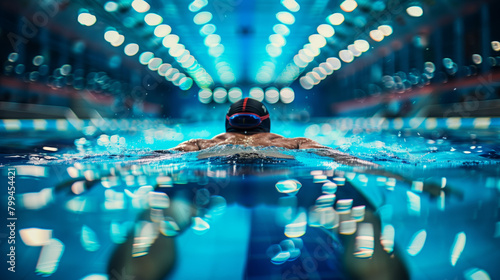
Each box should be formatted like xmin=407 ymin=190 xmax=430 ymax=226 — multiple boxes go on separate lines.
xmin=1 ymin=119 xmax=500 ymax=280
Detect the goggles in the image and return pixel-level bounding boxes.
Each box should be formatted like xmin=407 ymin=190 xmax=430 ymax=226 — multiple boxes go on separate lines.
xmin=226 ymin=112 xmax=269 ymax=129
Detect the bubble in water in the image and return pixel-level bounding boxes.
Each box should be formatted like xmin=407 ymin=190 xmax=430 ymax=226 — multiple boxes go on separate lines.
xmin=266 ymin=244 xmax=282 ymax=258
xmin=81 ymin=225 xmax=100 ymax=252
xmin=8 ymin=52 xmax=18 ymax=62
xmin=15 ymin=64 xmax=25 ymax=74
xmin=33 ymin=55 xmax=44 ymax=66
xmin=275 ymin=179 xmax=302 ymax=195
xmin=271 ymin=251 xmax=290 ymax=265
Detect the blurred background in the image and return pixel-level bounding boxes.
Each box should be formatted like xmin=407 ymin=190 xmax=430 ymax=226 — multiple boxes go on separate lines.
xmin=0 ymin=0 xmax=499 ymax=126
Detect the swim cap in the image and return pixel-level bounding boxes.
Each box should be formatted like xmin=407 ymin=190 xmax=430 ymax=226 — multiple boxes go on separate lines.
xmin=225 ymin=98 xmax=271 ymax=135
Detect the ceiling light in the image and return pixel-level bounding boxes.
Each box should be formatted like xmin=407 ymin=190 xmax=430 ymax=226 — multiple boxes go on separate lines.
xmin=154 ymin=25 xmax=172 ymax=37
xmin=406 ymin=5 xmax=423 ymax=17
xmin=144 ymin=13 xmax=163 ymax=26
xmin=340 ymin=0 xmax=358 ymax=12
xmin=339 ymin=50 xmax=354 ymax=63
xmin=193 ymin=11 xmax=213 ymax=25
xmin=131 ymin=0 xmax=150 ymax=13
xmin=276 ymin=12 xmax=295 ymax=25
xmin=369 ymin=30 xmax=384 ymax=42
xmin=327 ymin=13 xmax=345 ymax=25
xmin=124 ymin=43 xmax=139 ymax=56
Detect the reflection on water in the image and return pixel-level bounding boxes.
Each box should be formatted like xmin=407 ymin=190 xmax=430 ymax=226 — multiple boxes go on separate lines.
xmin=3 ymin=137 xmax=500 ymax=279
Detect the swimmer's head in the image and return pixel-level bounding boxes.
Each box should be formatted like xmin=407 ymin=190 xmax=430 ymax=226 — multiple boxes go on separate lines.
xmin=225 ymin=98 xmax=270 ymax=135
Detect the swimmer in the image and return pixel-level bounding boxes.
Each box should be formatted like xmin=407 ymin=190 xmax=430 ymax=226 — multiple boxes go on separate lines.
xmin=162 ymin=98 xmax=445 ymax=196
xmin=163 ymin=98 xmax=378 ymax=168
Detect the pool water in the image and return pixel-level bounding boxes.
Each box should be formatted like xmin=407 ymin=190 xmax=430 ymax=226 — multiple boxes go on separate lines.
xmin=1 ymin=118 xmax=500 ymax=280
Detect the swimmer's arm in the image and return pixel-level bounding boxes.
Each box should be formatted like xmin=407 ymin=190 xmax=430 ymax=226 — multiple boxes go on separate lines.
xmin=294 ymin=138 xmax=380 ymax=168
xmin=165 ymin=139 xmax=202 ymax=152
xmin=296 ymin=138 xmax=447 ymax=196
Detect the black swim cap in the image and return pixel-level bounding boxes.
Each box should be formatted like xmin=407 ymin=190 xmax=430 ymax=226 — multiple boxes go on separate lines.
xmin=225 ymin=98 xmax=271 ymax=135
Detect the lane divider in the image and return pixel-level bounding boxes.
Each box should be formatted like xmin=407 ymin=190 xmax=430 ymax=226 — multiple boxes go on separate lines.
xmin=1 ymin=117 xmax=499 ymax=132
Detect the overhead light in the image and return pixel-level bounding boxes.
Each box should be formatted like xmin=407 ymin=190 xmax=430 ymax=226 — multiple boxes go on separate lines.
xmin=280 ymin=87 xmax=295 ymax=104
xmin=168 ymin=44 xmax=186 ymax=57
xmin=147 ymin=58 xmax=163 ymax=71
xmin=273 ymin=24 xmax=290 ymax=36
xmin=347 ymin=44 xmax=361 ymax=57
xmin=269 ymin=34 xmax=286 ymax=47
xmin=378 ymin=25 xmax=393 ymax=36
xmin=276 ymin=12 xmax=295 ymax=25
xmin=104 ymin=2 xmax=118 ymax=12
xmin=281 ymin=0 xmax=300 ymax=12
xmin=369 ymin=30 xmax=384 ymax=42
xmin=104 ymin=29 xmax=120 ymax=42
xmin=309 ymin=34 xmax=327 ymax=48
xmin=317 ymin=24 xmax=335 ymax=38
xmin=204 ymin=34 xmax=221 ymax=47
xmin=189 ymin=0 xmax=208 ymax=12
xmin=339 ymin=50 xmax=354 ymax=63
xmin=131 ymin=0 xmax=150 ymax=13
xmin=406 ymin=5 xmax=423 ymax=17
xmin=354 ymin=39 xmax=370 ymax=52
xmin=266 ymin=44 xmax=282 ymax=57
xmin=162 ymin=34 xmax=180 ymax=48
xmin=199 ymin=89 xmax=212 ymax=104
xmin=340 ymin=0 xmax=357 ymax=12
xmin=249 ymin=87 xmax=264 ymax=101
xmin=110 ymin=35 xmax=125 ymax=47
xmin=326 ymin=57 xmax=341 ymax=70
xmin=265 ymin=87 xmax=279 ymax=104
xmin=193 ymin=11 xmax=213 ymax=25
xmin=208 ymin=44 xmax=224 ymax=57
xmin=139 ymin=51 xmax=154 ymax=65
xmin=78 ymin=12 xmax=96 ymax=26
xmin=200 ymin=24 xmax=216 ymax=36
xmin=144 ymin=13 xmax=163 ymax=26
xmin=299 ymin=76 xmax=314 ymax=90
xmin=154 ymin=24 xmax=172 ymax=37
xmin=213 ymin=87 xmax=228 ymax=103
xmin=327 ymin=13 xmax=345 ymax=25
xmin=228 ymin=87 xmax=243 ymax=103
xmin=124 ymin=43 xmax=139 ymax=56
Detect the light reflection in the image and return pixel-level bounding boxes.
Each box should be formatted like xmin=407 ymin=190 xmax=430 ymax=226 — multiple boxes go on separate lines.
xmin=192 ymin=217 xmax=210 ymax=235
xmin=407 ymin=229 xmax=426 ymax=256
xmin=36 ymin=238 xmax=65 ymax=275
xmin=284 ymin=209 xmax=307 ymax=238
xmin=450 ymin=232 xmax=466 ymax=266
xmin=132 ymin=221 xmax=159 ymax=257
xmin=464 ymin=268 xmax=491 ymax=280
xmin=81 ymin=225 xmax=100 ymax=252
xmin=339 ymin=220 xmax=356 ymax=235
xmin=275 ymin=179 xmax=302 ymax=194
xmin=381 ymin=224 xmax=395 ymax=253
xmin=354 ymin=223 xmax=374 ymax=258
xmin=20 ymin=228 xmax=52 ymax=246
xmin=406 ymin=191 xmax=421 ymax=216
xmin=351 ymin=205 xmax=365 ymax=222
xmin=148 ymin=191 xmax=170 ymax=209
xmin=160 ymin=217 xmax=181 ymax=236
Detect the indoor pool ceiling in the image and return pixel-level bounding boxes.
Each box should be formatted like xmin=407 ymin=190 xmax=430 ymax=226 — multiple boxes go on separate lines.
xmin=10 ymin=0 xmax=473 ymax=89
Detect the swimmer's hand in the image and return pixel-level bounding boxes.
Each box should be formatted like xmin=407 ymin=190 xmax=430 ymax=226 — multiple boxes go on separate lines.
xmin=153 ymin=149 xmax=175 ymax=154
xmin=311 ymin=148 xmax=380 ymax=168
